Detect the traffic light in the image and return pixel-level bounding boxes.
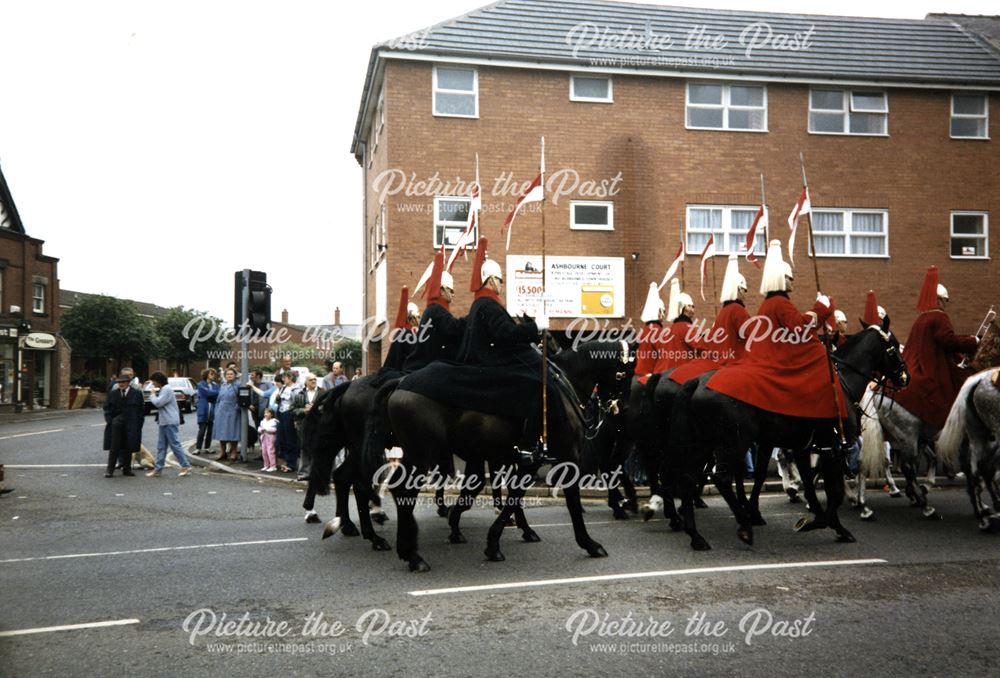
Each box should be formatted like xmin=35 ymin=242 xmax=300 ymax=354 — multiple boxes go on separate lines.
xmin=234 ymin=270 xmax=271 ymax=333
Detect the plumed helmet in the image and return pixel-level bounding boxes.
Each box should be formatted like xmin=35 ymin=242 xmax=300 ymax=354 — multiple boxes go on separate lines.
xmin=937 ymin=283 xmax=949 ymax=300
xmin=863 ymin=290 xmax=880 ymax=327
xmin=720 ymin=254 xmax=747 ymax=303
xmin=916 ymin=266 xmax=940 ymax=312
xmin=877 ymin=305 xmax=886 ymax=320
xmin=407 ymin=302 xmax=419 ymax=318
xmin=481 ymin=259 xmax=503 ymax=284
xmin=675 ymin=292 xmax=694 ymax=320
xmin=440 ymin=270 xmax=454 ymax=291
xmin=640 ymin=282 xmax=665 ymax=323
xmin=760 ymin=240 xmax=792 ymax=294
xmin=667 ymin=278 xmax=680 ymax=323
xmin=834 ymin=309 xmax=847 ymax=323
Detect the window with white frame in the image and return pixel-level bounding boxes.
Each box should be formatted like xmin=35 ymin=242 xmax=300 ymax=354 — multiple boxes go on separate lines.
xmin=809 ymin=89 xmax=887 ymax=135
xmin=570 ymin=201 xmax=614 ymax=230
xmin=32 ymin=282 xmax=45 ymax=314
xmin=686 ymin=206 xmax=767 ymax=255
xmin=570 ymin=75 xmax=613 ymax=103
xmin=433 ymin=196 xmax=474 ymax=248
xmin=951 ymin=94 xmax=988 ymax=139
xmin=433 ymin=66 xmax=478 ymax=118
xmin=811 ymin=209 xmax=888 ymax=256
xmin=950 ymin=212 xmax=988 ymax=258
xmin=369 ymin=203 xmax=387 ymax=269
xmin=368 ymin=90 xmax=384 ymax=168
xmin=686 ymin=83 xmax=766 ymax=131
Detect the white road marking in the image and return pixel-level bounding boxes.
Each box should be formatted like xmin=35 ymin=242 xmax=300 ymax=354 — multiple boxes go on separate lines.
xmin=68 ymin=495 xmax=77 ymax=498
xmin=0 ymin=618 xmax=140 ymax=637
xmin=530 ymin=519 xmax=665 ymax=528
xmin=115 ymin=493 xmax=124 ymax=497
xmin=408 ymin=558 xmax=889 ymax=597
xmin=208 ymin=491 xmax=217 ymax=495
xmin=0 ymin=537 xmax=308 ymax=564
xmin=0 ymin=429 xmax=65 ymax=440
xmin=252 ymin=490 xmax=261 ymax=493
xmin=5 ymin=464 xmax=104 ymax=468
xmin=163 ymin=493 xmax=172 ymax=496
xmin=90 ymin=423 xmax=106 ymax=427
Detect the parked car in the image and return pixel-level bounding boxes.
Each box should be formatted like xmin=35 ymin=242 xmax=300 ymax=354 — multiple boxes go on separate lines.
xmin=142 ymin=377 xmax=198 ymax=415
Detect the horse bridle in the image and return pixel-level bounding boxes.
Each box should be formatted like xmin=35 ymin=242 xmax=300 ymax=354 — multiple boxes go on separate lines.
xmin=830 ymin=326 xmax=907 ymax=419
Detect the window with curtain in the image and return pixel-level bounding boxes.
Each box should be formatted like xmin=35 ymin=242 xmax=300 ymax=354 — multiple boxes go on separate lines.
xmin=570 ymin=75 xmax=613 ymax=102
xmin=433 ymin=66 xmax=478 ymax=118
xmin=809 ymin=89 xmax=887 ymax=135
xmin=951 ymin=94 xmax=988 ymax=139
xmin=686 ymin=83 xmax=767 ymax=131
xmin=811 ymin=209 xmax=888 ymax=257
xmin=686 ymin=206 xmax=766 ymax=255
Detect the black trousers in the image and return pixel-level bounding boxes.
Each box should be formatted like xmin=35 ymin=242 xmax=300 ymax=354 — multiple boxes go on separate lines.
xmin=106 ymin=417 xmax=131 ymax=472
xmin=196 ymin=421 xmax=213 ymax=449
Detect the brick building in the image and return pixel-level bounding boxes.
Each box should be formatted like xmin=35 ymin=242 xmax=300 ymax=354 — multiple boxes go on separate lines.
xmin=0 ymin=162 xmax=70 ymax=410
xmin=351 ymin=0 xmax=999 ymax=368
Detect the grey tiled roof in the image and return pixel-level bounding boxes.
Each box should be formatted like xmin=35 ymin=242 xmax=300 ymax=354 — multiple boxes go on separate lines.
xmin=928 ymin=14 xmax=1000 ymax=52
xmin=352 ymin=0 xmax=1000 ymax=156
xmin=392 ymin=0 xmax=1000 ymax=83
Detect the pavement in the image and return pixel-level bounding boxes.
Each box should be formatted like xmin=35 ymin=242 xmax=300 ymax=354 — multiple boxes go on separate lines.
xmin=3 ymin=409 xmax=996 ymax=677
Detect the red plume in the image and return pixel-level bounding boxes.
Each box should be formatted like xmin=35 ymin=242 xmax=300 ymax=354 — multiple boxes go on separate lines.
xmin=425 ymin=251 xmax=445 ymax=304
xmin=393 ymin=286 xmax=410 ymax=330
xmin=915 ymin=266 xmax=939 ymax=313
xmin=863 ymin=290 xmax=880 ymax=326
xmin=469 ymin=236 xmax=488 ymax=293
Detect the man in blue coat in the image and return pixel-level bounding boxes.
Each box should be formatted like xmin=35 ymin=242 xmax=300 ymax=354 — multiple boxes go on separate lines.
xmin=103 ymin=372 xmax=145 ymax=477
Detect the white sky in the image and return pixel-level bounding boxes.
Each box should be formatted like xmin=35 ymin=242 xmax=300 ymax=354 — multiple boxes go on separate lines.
xmin=1 ymin=0 xmax=995 ymax=325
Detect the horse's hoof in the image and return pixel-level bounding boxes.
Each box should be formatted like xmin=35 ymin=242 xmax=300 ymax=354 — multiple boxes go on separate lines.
xmin=612 ymin=508 xmax=629 ymax=520
xmin=751 ymin=515 xmax=767 ymax=527
xmin=978 ymin=518 xmax=991 ymax=531
xmin=370 ymin=511 xmax=388 ymax=525
xmin=922 ymin=507 xmax=939 ymax=519
xmin=888 ymin=490 xmax=902 ymax=498
xmin=342 ymin=522 xmax=360 ymax=537
xmin=691 ymin=538 xmax=712 ymax=551
xmin=920 ymin=484 xmax=930 ymax=496
xmin=448 ymin=533 xmax=467 ymax=544
xmin=304 ymin=511 xmax=321 ymax=524
xmin=836 ymin=532 xmax=857 ymax=543
xmin=522 ymin=530 xmax=541 ymax=543
xmin=322 ymin=517 xmax=342 ymax=540
xmin=484 ymin=548 xmax=505 ymax=562
xmin=409 ymin=558 xmax=431 ymax=573
xmin=737 ymin=527 xmax=753 ymax=545
xmin=436 ymin=505 xmax=449 ymax=518
xmin=693 ymin=498 xmax=708 ymax=509
xmin=860 ymin=507 xmax=875 ymax=521
xmin=371 ymin=536 xmax=391 ymax=551
xmin=794 ymin=516 xmax=811 ymax=532
xmin=623 ymin=500 xmax=639 ymax=513
xmin=669 ymin=519 xmax=684 ymax=532
xmin=640 ymin=508 xmax=654 ymax=522
xmin=587 ymin=544 xmax=609 ymax=558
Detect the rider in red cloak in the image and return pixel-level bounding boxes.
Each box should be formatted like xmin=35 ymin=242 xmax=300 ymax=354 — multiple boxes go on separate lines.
xmin=892 ymin=266 xmax=978 ymax=429
xmin=670 ymin=255 xmax=751 ymax=384
xmin=634 ymin=283 xmax=669 ymax=385
xmin=706 ymin=239 xmax=847 ymax=419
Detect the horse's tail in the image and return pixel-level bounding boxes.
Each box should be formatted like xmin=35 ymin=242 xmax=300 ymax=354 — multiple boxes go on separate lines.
xmin=937 ymin=372 xmax=985 ymax=471
xmin=306 ymin=381 xmax=351 ymax=497
xmin=859 ymin=388 xmax=886 ymax=477
xmin=363 ymin=378 xmax=402 ymax=483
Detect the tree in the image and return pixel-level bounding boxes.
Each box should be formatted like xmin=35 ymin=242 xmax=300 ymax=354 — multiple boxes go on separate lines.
xmin=61 ymin=295 xmax=158 ymax=372
xmin=154 ymin=307 xmax=229 ymax=374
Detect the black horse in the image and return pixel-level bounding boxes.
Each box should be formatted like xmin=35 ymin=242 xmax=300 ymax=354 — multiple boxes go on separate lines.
xmin=302 ymin=378 xmax=391 ymax=551
xmin=668 ymin=326 xmax=909 ymax=550
xmin=378 ymin=340 xmax=632 ymax=572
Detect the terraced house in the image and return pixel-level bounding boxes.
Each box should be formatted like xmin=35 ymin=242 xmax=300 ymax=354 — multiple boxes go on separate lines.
xmin=351 ymin=0 xmax=999 ymax=367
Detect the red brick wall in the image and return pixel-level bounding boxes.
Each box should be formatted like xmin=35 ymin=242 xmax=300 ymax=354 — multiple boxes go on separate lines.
xmin=363 ymin=60 xmax=998 ymax=364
